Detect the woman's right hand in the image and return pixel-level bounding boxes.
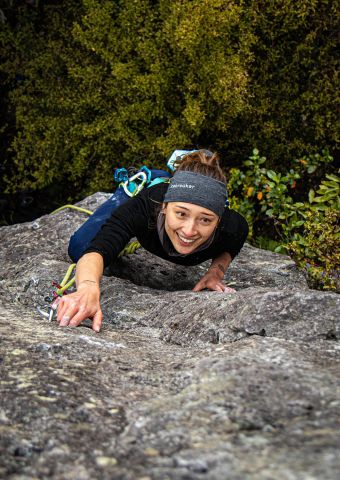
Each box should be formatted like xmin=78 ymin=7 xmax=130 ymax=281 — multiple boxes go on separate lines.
xmin=56 ymin=282 xmax=103 ymax=332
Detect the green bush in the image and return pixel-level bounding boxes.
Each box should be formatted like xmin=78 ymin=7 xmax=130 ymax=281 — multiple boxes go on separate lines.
xmin=228 ymin=149 xmax=339 ymax=291
xmin=227 ymin=0 xmax=339 ymax=166
xmin=286 ymin=209 xmax=339 ymax=291
xmin=1 ymin=0 xmax=338 ymax=200
xmin=1 ymin=0 xmax=252 ymax=197
xmin=0 ymin=0 xmax=82 ymax=196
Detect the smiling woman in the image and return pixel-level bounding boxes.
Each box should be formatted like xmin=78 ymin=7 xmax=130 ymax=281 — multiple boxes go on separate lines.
xmin=57 ymin=150 xmax=249 ymax=332
xmin=162 ymin=202 xmax=219 ymax=254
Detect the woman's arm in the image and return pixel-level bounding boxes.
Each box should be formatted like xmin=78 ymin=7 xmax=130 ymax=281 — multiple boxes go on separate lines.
xmin=58 ymin=188 xmax=154 ymax=330
xmin=192 ymin=251 xmax=235 ymax=292
xmin=56 ymin=252 xmax=104 ymax=332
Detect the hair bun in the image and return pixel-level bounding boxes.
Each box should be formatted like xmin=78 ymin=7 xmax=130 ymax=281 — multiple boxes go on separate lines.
xmin=175 ymin=149 xmax=226 ymax=183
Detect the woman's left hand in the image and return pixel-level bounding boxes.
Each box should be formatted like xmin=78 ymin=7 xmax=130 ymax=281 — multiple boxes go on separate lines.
xmin=192 ymin=272 xmax=236 ymax=293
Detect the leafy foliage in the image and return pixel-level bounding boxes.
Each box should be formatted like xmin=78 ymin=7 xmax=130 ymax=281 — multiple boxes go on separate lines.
xmin=286 ymin=209 xmax=339 ymax=291
xmin=228 ymin=149 xmax=339 ymax=290
xmin=1 ymin=0 xmax=252 ymax=196
xmin=0 ymin=0 xmax=338 ymax=199
xmin=227 ymin=0 xmax=339 ymax=165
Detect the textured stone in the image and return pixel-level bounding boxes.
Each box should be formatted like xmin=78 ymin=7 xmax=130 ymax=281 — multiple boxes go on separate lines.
xmin=0 ymin=192 xmax=339 ymax=480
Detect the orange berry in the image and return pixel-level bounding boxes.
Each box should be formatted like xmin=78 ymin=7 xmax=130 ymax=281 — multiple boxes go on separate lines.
xmin=257 ymin=191 xmax=263 ymax=200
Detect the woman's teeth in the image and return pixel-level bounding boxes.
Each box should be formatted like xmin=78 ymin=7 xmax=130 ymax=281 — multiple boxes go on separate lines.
xmin=177 ymin=234 xmax=195 ymax=244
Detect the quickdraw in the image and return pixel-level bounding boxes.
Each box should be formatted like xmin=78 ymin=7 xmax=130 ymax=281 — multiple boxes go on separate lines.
xmin=38 ymin=237 xmax=143 ymax=322
xmin=121 ymin=171 xmax=148 ymax=197
xmin=53 ymin=263 xmax=77 ymax=296
xmin=37 ymin=263 xmax=77 ymax=321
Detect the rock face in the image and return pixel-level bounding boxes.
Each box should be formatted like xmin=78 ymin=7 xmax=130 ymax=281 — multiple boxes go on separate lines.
xmin=0 ymin=192 xmax=339 ymax=480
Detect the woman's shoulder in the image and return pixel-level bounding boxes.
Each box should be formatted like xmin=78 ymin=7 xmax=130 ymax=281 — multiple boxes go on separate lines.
xmin=219 ymin=208 xmax=249 ymax=235
xmin=141 ymin=181 xmax=169 ymax=202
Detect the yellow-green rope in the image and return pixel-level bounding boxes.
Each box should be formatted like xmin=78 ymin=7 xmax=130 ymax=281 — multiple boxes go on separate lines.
xmin=118 ymin=240 xmax=141 ymax=257
xmin=55 ymin=241 xmax=141 ymax=296
xmin=52 ymin=205 xmax=93 ymax=216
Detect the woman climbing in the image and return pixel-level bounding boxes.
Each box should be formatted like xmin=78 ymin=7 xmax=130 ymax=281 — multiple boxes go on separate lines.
xmin=57 ymin=150 xmax=248 ymax=332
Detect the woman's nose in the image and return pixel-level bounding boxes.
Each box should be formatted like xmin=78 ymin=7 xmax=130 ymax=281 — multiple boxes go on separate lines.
xmin=182 ymin=219 xmax=197 ymax=236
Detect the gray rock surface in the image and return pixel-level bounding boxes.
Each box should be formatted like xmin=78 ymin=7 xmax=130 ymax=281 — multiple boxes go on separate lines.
xmin=0 ymin=192 xmax=339 ymax=480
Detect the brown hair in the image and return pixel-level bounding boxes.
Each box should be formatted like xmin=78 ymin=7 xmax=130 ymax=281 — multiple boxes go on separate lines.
xmin=175 ymin=149 xmax=226 ymax=184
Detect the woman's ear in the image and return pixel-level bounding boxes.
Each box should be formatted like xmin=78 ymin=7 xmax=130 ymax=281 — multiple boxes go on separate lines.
xmin=161 ymin=202 xmax=167 ymax=214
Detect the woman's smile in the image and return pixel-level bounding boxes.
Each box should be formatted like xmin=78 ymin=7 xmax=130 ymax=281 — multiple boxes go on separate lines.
xmin=177 ymin=232 xmax=197 ymax=243
xmin=176 ymin=232 xmax=199 ymax=246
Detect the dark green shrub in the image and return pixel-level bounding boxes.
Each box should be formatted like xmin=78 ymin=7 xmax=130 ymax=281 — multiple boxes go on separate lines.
xmin=226 ymin=0 xmax=339 ymax=166
xmin=1 ymin=0 xmax=338 ymax=205
xmin=286 ymin=209 xmax=339 ymax=291
xmin=0 ymin=0 xmax=82 ymax=196
xmin=228 ymin=149 xmax=339 ymax=291
xmin=2 ymin=0 xmax=252 ymax=197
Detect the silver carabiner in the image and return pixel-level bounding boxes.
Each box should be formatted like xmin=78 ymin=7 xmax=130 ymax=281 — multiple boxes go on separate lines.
xmin=37 ymin=306 xmax=50 ymax=319
xmin=122 ymin=171 xmax=147 ymax=197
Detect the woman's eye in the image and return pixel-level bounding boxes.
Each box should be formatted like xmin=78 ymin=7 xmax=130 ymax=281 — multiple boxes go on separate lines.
xmin=175 ymin=211 xmax=186 ymax=218
xmin=200 ymin=217 xmax=212 ymax=224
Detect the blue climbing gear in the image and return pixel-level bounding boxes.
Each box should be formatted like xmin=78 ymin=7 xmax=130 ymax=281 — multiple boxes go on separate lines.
xmin=68 ymin=165 xmax=171 ymax=263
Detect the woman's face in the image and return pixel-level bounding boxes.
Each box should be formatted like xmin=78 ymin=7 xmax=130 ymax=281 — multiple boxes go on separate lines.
xmin=163 ymin=202 xmax=219 ymax=254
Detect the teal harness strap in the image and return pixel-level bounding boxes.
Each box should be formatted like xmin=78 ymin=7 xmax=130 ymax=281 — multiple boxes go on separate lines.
xmin=147 ymin=177 xmax=170 ymax=188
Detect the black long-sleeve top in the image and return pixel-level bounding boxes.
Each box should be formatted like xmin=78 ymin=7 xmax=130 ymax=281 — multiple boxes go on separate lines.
xmin=82 ymin=183 xmax=248 ymax=268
